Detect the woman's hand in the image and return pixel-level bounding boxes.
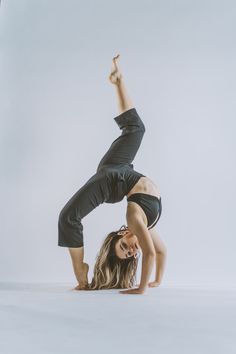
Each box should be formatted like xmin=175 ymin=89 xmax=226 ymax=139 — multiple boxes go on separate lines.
xmin=148 ymin=281 xmax=160 ymax=288
xmin=119 ymin=287 xmax=145 ymax=295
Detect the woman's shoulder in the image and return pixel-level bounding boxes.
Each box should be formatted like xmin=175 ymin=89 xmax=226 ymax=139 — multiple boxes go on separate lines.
xmin=126 ymin=200 xmax=148 ymax=226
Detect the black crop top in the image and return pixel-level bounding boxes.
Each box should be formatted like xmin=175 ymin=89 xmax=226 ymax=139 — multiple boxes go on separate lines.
xmin=127 ymin=193 xmax=162 ymax=230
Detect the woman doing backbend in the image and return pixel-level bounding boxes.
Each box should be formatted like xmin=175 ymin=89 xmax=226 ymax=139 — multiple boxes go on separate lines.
xmin=58 ymin=54 xmax=167 ymax=295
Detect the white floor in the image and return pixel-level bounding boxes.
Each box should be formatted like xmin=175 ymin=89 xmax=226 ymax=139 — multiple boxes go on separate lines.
xmin=0 ymin=283 xmax=235 ymax=354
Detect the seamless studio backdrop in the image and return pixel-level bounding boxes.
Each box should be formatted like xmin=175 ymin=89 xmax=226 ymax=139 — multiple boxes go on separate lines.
xmin=1 ymin=0 xmax=236 ymax=289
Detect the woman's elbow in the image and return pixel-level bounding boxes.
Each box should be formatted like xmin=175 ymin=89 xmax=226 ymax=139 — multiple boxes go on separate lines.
xmin=143 ymin=249 xmax=156 ymax=258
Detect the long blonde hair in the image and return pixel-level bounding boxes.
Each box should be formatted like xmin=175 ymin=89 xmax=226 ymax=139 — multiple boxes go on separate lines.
xmin=88 ymin=225 xmax=140 ymax=290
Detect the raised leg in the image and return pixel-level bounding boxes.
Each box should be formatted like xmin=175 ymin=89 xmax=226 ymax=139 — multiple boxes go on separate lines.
xmin=109 ymin=54 xmax=134 ymax=114
xmin=96 ymin=107 xmax=145 ymax=172
xmin=96 ymin=55 xmax=146 ymax=171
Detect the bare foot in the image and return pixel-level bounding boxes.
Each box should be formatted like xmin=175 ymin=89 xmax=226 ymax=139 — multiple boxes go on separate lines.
xmin=73 ymin=283 xmax=88 ymax=290
xmin=108 ymin=54 xmax=123 ymax=85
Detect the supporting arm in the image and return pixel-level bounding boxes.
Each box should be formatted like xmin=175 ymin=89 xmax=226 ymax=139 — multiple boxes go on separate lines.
xmin=126 ymin=211 xmax=156 ymax=293
xmin=149 ymin=228 xmax=167 ymax=285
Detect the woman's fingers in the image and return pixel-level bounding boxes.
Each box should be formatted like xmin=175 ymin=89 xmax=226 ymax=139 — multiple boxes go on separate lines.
xmin=148 ymin=281 xmax=160 ymax=287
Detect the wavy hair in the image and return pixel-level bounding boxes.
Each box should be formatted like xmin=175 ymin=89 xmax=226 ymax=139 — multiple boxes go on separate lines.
xmin=88 ymin=225 xmax=140 ymax=290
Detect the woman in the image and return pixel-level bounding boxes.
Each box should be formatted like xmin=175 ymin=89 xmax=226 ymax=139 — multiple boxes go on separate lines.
xmin=58 ymin=54 xmax=167 ymax=294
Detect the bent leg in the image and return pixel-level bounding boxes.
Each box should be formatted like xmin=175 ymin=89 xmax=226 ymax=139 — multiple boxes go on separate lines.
xmin=58 ymin=173 xmax=107 ymax=285
xmin=58 ymin=173 xmax=107 ymax=248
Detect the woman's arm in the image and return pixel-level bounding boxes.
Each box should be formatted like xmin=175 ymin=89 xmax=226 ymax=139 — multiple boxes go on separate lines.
xmin=121 ymin=211 xmax=156 ymax=294
xmin=149 ymin=228 xmax=167 ymax=286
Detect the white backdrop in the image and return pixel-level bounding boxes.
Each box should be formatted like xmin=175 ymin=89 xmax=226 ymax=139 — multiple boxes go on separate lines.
xmin=1 ymin=0 xmax=235 ymax=289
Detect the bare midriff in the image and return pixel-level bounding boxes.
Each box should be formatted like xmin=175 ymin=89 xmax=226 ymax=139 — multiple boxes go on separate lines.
xmin=126 ymin=176 xmax=161 ymax=199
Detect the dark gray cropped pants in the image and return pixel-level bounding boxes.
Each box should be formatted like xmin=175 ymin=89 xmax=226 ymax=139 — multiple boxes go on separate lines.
xmin=58 ymin=107 xmax=145 ymax=248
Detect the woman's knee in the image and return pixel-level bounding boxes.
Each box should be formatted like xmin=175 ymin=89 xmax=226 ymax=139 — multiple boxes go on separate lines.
xmin=58 ymin=206 xmax=84 ymax=248
xmin=59 ymin=204 xmax=82 ymax=229
xmin=58 ymin=206 xmax=72 ymax=228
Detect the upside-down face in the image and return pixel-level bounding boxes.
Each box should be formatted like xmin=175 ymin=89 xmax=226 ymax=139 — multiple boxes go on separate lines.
xmin=115 ymin=228 xmax=141 ymax=259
